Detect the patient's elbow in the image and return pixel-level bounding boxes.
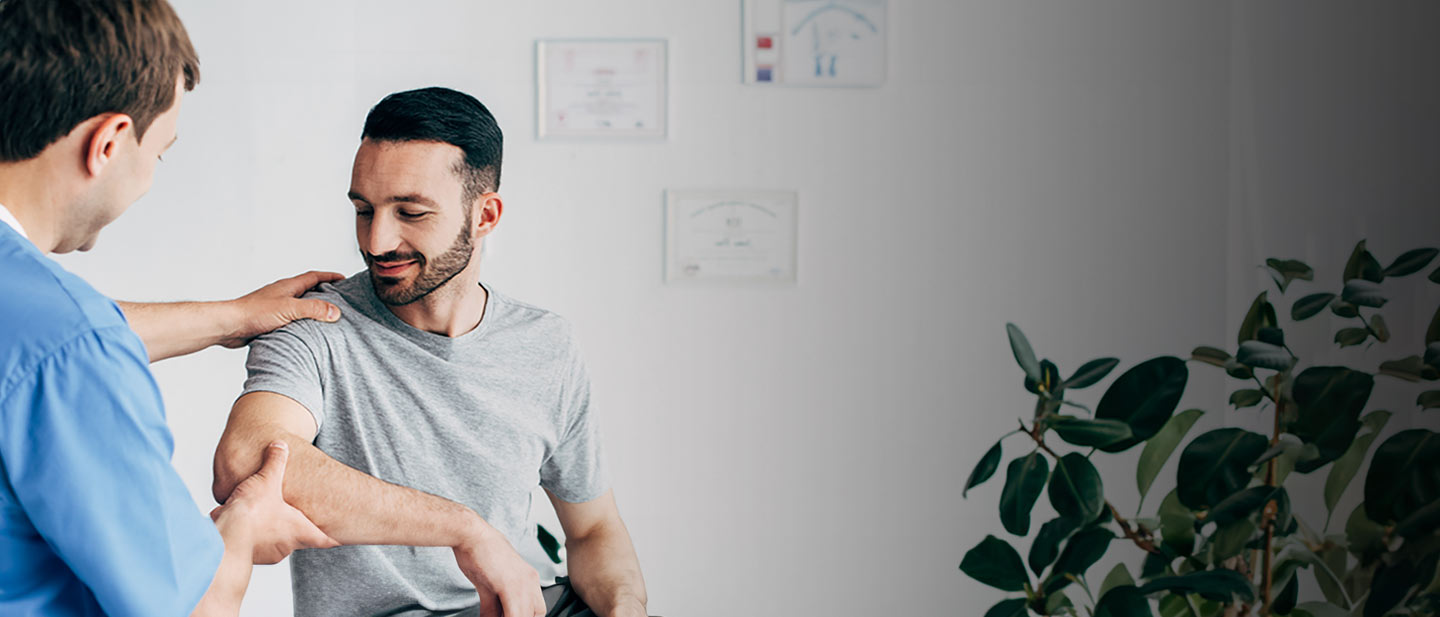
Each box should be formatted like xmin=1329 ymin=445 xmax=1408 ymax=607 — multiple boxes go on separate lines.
xmin=211 ymin=436 xmax=260 ymax=504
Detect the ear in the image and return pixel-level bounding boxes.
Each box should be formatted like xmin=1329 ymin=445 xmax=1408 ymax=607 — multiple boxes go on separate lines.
xmin=472 ymin=192 xmax=504 ymax=237
xmin=83 ymin=114 xmax=134 ymax=178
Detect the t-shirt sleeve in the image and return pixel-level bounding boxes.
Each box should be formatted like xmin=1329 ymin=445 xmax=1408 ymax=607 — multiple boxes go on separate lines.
xmin=242 ymin=320 xmax=327 ymax=430
xmin=539 ymin=332 xmax=610 ymax=503
xmin=0 ymin=327 xmax=223 ymax=617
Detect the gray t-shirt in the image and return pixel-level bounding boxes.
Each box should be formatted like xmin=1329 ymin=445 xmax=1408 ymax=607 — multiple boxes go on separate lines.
xmin=241 ymin=273 xmax=608 ymax=617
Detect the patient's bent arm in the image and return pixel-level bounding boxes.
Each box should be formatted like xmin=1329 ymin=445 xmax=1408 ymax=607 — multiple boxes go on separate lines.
xmin=212 ymin=391 xmax=479 ymax=548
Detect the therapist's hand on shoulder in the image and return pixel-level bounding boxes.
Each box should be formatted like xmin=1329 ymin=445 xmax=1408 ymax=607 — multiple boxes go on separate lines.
xmin=218 ymin=271 xmax=346 ymax=349
xmin=211 ymin=441 xmax=338 ymax=564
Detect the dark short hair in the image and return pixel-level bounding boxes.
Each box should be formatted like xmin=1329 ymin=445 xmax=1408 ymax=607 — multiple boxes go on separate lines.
xmin=0 ymin=0 xmax=200 ymax=162
xmin=361 ymin=87 xmax=503 ymax=203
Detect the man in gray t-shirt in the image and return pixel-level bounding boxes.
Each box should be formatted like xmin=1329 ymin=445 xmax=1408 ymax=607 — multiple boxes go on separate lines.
xmin=212 ymin=88 xmax=648 ymax=617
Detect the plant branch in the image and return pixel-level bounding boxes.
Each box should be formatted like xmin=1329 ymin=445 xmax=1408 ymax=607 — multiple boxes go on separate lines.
xmin=1022 ymin=420 xmax=1162 ymax=555
xmin=1259 ymin=373 xmax=1284 ymax=616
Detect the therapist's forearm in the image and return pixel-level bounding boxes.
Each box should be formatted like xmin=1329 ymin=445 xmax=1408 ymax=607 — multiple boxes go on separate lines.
xmin=189 ymin=509 xmax=255 ymax=617
xmin=566 ymin=521 xmax=648 ymax=617
xmin=118 ymin=301 xmax=236 ymax=362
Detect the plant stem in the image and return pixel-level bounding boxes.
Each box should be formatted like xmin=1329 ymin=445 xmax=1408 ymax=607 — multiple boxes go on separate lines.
xmin=1259 ymin=373 xmax=1284 ymax=616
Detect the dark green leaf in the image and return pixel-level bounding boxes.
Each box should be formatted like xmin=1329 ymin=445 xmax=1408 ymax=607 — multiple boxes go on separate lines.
xmin=1137 ymin=409 xmax=1205 ymax=504
xmin=1341 ymin=280 xmax=1387 ymax=308
xmin=1040 ymin=359 xmax=1061 ymax=394
xmin=1051 ymin=417 xmax=1134 ymax=449
xmin=1209 ymin=519 xmax=1258 ymax=563
xmin=965 ymin=438 xmax=1005 ymax=497
xmin=1238 ymin=292 xmax=1278 ymax=345
xmin=1139 ymin=570 xmax=1256 ymax=604
xmin=1049 ymin=453 xmax=1104 ymax=522
xmin=1258 ymin=327 xmax=1285 ymax=347
xmin=1229 ymin=389 xmax=1265 ymax=409
xmin=1251 ymin=441 xmax=1288 ymax=468
xmin=1345 ymin=503 xmax=1386 ymax=561
xmin=982 ymin=598 xmax=1028 ymax=617
xmin=1430 ymin=305 xmax=1440 ymax=345
xmin=1096 ymin=357 xmax=1189 ymax=452
xmin=1207 ymin=486 xmax=1279 ymax=528
xmin=1094 ymin=585 xmax=1154 ymax=617
xmin=1379 ymin=356 xmax=1426 ymax=382
xmin=1292 ymin=293 xmax=1336 ymax=321
xmin=1236 ymin=341 xmax=1292 ymax=370
xmin=1365 ymin=429 xmax=1440 ymax=525
xmin=1267 ymin=258 xmax=1315 ymax=292
xmin=1224 ymin=358 xmax=1254 ymax=379
xmin=1334 ymin=327 xmax=1370 ymax=348
xmin=1191 ymin=346 xmax=1230 ymax=368
xmin=1370 ymin=314 xmax=1390 ymax=343
xmin=1007 ymin=323 xmax=1041 ymax=383
xmin=961 ymin=535 xmax=1030 ymax=591
xmin=1029 ymin=516 xmax=1081 ymax=575
xmin=1432 ymin=265 xmax=1440 ymax=284
xmin=1325 ymin=425 xmax=1386 ymax=517
xmin=537 ymin=524 xmax=562 ymax=565
xmin=1066 ymin=357 xmax=1121 ymax=389
xmin=1289 ymin=366 xmax=1373 ymax=473
xmin=1177 ymin=428 xmax=1268 ymax=510
xmin=1425 ymin=343 xmax=1440 ymax=369
xmin=1330 ymin=299 xmax=1359 ymax=319
xmin=1343 ymin=240 xmax=1384 ymax=283
xmin=1044 ymin=590 xmax=1074 ymax=616
xmin=1159 ymin=490 xmax=1196 ymax=557
xmin=1365 ymin=559 xmax=1420 ymax=617
xmin=1274 ymin=575 xmax=1298 ymax=615
xmin=1420 ymin=390 xmax=1440 ymax=410
xmin=1000 ymin=452 xmax=1050 ymax=535
xmin=1382 ymin=247 xmax=1438 ymax=277
xmin=1051 ymin=526 xmax=1114 ymax=579
xmin=1313 ymin=543 xmax=1349 ymax=607
xmin=1099 ymin=563 xmax=1136 ymax=599
xmin=1395 ymin=500 xmax=1440 ymax=539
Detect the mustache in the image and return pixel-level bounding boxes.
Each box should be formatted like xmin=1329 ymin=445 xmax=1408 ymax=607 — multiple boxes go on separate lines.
xmin=365 ymin=250 xmax=425 ymax=265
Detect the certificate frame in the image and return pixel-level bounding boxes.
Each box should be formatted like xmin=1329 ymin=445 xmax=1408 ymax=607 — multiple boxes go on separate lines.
xmin=536 ymin=38 xmax=669 ymax=140
xmin=664 ymin=189 xmax=799 ymax=287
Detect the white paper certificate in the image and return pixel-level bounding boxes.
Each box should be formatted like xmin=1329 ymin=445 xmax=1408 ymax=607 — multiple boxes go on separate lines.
xmin=537 ymin=39 xmax=667 ymax=139
xmin=665 ymin=190 xmax=799 ymax=285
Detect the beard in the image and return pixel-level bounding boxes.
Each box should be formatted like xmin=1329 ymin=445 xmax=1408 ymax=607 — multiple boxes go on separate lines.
xmin=364 ymin=215 xmax=474 ymax=306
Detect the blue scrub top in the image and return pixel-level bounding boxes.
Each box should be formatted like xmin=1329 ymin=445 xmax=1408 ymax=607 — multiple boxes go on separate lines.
xmin=0 ymin=223 xmax=223 ymax=616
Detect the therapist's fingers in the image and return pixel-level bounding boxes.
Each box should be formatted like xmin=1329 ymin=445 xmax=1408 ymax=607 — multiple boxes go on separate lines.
xmin=250 ymin=441 xmax=290 ymax=486
xmin=264 ymin=270 xmax=346 ymax=298
xmin=288 ymin=298 xmax=342 ymax=323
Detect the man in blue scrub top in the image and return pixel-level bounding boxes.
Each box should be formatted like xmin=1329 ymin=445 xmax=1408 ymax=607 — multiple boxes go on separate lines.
xmin=0 ymin=0 xmax=340 ymax=615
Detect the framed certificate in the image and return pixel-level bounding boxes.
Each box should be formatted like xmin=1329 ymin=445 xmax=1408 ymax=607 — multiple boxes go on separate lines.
xmin=742 ymin=0 xmax=888 ymax=87
xmin=537 ymin=39 xmax=668 ymax=139
xmin=664 ymin=190 xmax=799 ymax=286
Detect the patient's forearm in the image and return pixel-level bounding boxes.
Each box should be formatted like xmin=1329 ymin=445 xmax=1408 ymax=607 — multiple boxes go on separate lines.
xmin=566 ymin=521 xmax=647 ymax=617
xmin=213 ymin=426 xmax=484 ymax=549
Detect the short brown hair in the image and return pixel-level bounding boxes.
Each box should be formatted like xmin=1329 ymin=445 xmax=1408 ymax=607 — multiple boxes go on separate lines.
xmin=0 ymin=0 xmax=200 ymax=162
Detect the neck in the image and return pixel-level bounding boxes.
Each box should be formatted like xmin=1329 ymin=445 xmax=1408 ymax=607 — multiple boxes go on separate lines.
xmin=385 ymin=259 xmax=489 ymax=338
xmin=0 ymin=158 xmax=68 ymax=253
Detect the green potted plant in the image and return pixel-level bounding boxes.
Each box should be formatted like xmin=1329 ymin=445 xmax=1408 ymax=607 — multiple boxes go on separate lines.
xmin=960 ymin=241 xmax=1440 ymax=617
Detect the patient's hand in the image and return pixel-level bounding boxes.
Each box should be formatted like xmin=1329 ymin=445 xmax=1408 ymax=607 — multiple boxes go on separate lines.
xmin=452 ymin=526 xmax=545 ymax=617
xmin=212 ymin=441 xmax=338 ymax=564
xmin=218 ymin=270 xmax=345 ymax=348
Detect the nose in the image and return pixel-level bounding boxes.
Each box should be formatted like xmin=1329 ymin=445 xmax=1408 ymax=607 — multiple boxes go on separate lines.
xmin=363 ymin=211 xmax=403 ymax=257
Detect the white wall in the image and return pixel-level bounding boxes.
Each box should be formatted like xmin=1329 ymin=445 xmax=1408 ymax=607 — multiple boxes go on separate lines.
xmin=52 ymin=1 xmax=1433 ymax=615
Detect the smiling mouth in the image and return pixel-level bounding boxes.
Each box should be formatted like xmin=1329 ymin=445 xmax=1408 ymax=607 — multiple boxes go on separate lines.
xmin=371 ymin=260 xmax=417 ymax=277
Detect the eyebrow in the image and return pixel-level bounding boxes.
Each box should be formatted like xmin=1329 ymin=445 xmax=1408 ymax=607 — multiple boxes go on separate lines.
xmin=346 ymin=191 xmax=436 ymax=207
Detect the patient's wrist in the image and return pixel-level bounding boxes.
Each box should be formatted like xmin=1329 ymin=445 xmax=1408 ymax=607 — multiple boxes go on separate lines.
xmin=449 ymin=508 xmax=494 ymax=549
